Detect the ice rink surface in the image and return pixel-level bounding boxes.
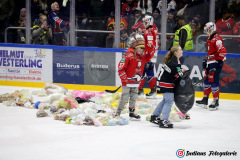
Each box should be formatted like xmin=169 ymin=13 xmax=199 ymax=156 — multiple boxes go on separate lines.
xmin=0 ymin=86 xmax=239 ymax=160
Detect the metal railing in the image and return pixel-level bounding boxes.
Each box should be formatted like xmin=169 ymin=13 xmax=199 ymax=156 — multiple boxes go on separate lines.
xmin=4 ymin=27 xmax=32 ymax=43
xmin=67 ymin=31 xmax=175 ymax=47
xmin=5 ymin=27 xmax=175 ymax=48
xmin=67 ymin=29 xmax=115 ymax=46
xmin=10 ymin=26 xmax=239 ymax=53
xmin=196 ymin=34 xmax=240 ymax=52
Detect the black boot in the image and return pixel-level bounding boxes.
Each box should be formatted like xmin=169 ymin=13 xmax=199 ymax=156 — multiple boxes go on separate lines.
xmin=138 ymin=89 xmax=144 ymax=97
xmin=196 ymin=96 xmax=209 ymax=108
xmin=129 ymin=108 xmax=141 ymax=121
xmin=150 ymin=115 xmax=160 ymax=124
xmin=146 ymin=89 xmax=157 ymax=99
xmin=209 ymin=99 xmax=219 ymax=111
xmin=159 ymin=120 xmax=173 ymax=128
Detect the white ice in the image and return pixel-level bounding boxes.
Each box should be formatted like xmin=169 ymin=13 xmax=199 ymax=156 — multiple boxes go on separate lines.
xmin=0 ymin=86 xmax=239 ymax=160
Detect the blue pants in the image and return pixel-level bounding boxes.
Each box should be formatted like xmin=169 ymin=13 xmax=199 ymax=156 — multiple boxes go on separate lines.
xmin=153 ymin=92 xmax=174 ymax=120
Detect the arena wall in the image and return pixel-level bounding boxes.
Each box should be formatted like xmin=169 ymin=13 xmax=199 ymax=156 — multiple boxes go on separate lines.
xmin=0 ymin=43 xmax=239 ymax=100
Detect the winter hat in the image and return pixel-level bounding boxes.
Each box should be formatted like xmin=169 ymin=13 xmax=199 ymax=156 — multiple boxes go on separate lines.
xmin=152 ymin=8 xmax=160 ymax=14
xmin=20 ymin=8 xmax=26 ymax=13
xmin=120 ymin=28 xmax=127 ymax=35
xmin=168 ymin=9 xmax=176 ymax=15
xmin=191 ymin=16 xmax=200 ymax=26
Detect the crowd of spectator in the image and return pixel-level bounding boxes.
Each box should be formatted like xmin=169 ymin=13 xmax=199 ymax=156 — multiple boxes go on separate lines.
xmin=0 ymin=0 xmax=239 ymax=52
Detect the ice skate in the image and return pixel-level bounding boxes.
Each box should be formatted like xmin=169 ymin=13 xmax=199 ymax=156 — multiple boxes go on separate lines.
xmin=196 ymin=96 xmax=209 ymax=109
xmin=138 ymin=89 xmax=144 ymax=98
xmin=129 ymin=108 xmax=141 ymax=121
xmin=159 ymin=120 xmax=173 ymax=128
xmin=129 ymin=112 xmax=141 ymax=121
xmin=209 ymin=99 xmax=219 ymax=111
xmin=150 ymin=115 xmax=160 ymax=124
xmin=146 ymin=89 xmax=157 ymax=99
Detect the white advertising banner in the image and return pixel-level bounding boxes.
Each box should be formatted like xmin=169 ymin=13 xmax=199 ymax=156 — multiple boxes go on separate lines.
xmin=0 ymin=47 xmax=53 ymax=82
xmin=115 ymin=52 xmax=123 ymax=86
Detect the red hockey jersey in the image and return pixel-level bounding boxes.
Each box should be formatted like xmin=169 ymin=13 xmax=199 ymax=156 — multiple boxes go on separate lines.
xmin=118 ymin=47 xmax=154 ymax=87
xmin=206 ymin=33 xmax=227 ymax=63
xmin=233 ymin=22 xmax=240 ymax=42
xmin=216 ymin=18 xmax=235 ymax=35
xmin=121 ymin=2 xmax=138 ymax=15
xmin=143 ymin=26 xmax=159 ymax=62
xmin=132 ymin=21 xmax=157 ymax=34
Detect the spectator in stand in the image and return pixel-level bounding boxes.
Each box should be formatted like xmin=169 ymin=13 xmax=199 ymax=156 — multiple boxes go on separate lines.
xmin=76 ymin=12 xmax=93 ymax=47
xmin=17 ymin=8 xmax=26 ymax=44
xmin=106 ymin=34 xmax=114 ymax=48
xmin=166 ymin=9 xmax=177 ymax=50
xmin=136 ymin=0 xmax=153 ymax=15
xmin=127 ymin=8 xmax=144 ymax=35
xmin=122 ymin=0 xmax=138 ymax=17
xmin=172 ymin=16 xmax=193 ymax=51
xmin=157 ymin=0 xmax=176 ymax=13
xmin=107 ymin=11 xmax=115 ymax=25
xmin=120 ymin=29 xmax=129 ymax=49
xmin=189 ymin=16 xmax=201 ymax=41
xmin=216 ymin=8 xmax=235 ymax=53
xmin=106 ymin=17 xmax=128 ymax=48
xmin=232 ymin=20 xmax=240 ymax=53
xmin=48 ymin=1 xmax=70 ymax=45
xmin=216 ymin=9 xmax=235 ymax=35
xmin=32 ymin=14 xmax=52 ymax=45
xmin=189 ymin=16 xmax=202 ymax=51
xmin=0 ymin=0 xmax=15 ymax=43
xmin=31 ymin=0 xmax=49 ymax=24
xmin=152 ymin=8 xmax=161 ymax=31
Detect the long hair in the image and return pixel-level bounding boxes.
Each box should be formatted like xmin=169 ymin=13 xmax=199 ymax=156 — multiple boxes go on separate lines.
xmin=163 ymin=45 xmax=180 ymax=63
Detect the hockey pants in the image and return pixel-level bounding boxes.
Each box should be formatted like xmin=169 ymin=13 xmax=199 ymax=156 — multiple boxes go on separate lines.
xmin=139 ymin=62 xmax=156 ymax=90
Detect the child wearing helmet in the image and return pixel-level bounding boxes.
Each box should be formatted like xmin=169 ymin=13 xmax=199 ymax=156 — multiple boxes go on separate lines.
xmin=138 ymin=15 xmax=159 ymax=98
xmin=116 ymin=33 xmax=155 ymax=120
xmin=196 ymin=22 xmax=227 ymax=110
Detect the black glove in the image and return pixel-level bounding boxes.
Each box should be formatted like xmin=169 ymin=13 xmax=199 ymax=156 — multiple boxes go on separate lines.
xmin=202 ymin=59 xmax=207 ymax=70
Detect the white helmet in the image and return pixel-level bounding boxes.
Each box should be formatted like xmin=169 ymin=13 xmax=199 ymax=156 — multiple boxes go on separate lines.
xmin=127 ymin=33 xmax=145 ymax=48
xmin=143 ymin=15 xmax=153 ymax=28
xmin=204 ymin=22 xmax=216 ymax=36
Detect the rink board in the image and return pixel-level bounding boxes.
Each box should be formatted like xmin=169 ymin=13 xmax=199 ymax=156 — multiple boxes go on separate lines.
xmin=0 ymin=43 xmax=239 ymax=100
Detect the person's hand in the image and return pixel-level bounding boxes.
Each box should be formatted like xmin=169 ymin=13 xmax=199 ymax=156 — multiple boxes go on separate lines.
xmin=181 ymin=68 xmax=187 ymax=72
xmin=132 ymin=73 xmax=141 ymax=83
xmin=21 ymin=37 xmax=25 ymax=43
xmin=41 ymin=23 xmax=45 ymax=29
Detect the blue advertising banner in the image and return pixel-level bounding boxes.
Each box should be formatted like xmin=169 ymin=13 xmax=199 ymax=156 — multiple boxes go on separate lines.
xmin=53 ymin=49 xmax=84 ymax=84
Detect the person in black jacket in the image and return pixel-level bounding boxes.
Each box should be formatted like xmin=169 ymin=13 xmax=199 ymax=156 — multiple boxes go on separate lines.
xmin=150 ymin=45 xmax=186 ymax=128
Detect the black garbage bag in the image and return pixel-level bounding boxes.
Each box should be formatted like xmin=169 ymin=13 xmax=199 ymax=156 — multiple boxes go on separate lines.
xmin=75 ymin=97 xmax=94 ymax=103
xmin=174 ymin=70 xmax=195 ymax=115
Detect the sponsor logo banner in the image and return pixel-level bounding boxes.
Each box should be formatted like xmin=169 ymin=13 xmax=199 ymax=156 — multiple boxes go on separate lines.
xmin=150 ymin=54 xmax=240 ymax=94
xmin=84 ymin=51 xmax=115 ymax=86
xmin=53 ymin=50 xmax=84 ymax=84
xmin=0 ymin=47 xmax=52 ymax=82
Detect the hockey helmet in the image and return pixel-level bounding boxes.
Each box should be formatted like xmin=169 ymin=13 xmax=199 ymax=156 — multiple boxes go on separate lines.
xmin=127 ymin=33 xmax=145 ymax=48
xmin=143 ymin=15 xmax=153 ymax=28
xmin=204 ymin=22 xmax=216 ymax=36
